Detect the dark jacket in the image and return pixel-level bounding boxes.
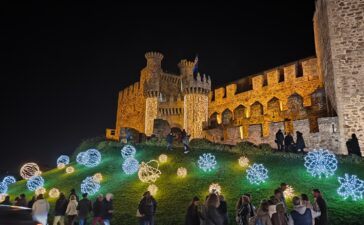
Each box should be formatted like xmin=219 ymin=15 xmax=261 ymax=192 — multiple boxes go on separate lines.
xmin=275 ymin=131 xmax=284 ymax=144
xmin=185 ymin=204 xmax=200 ymax=225
xmin=27 ymin=198 xmax=35 ymax=208
xmin=203 ymin=206 xmax=224 ymax=225
xmin=296 ymin=132 xmax=306 ymax=149
xmin=102 ymin=199 xmax=113 ymax=219
xmin=54 ymin=197 xmax=68 ymax=216
xmin=15 ymin=197 xmax=27 ymax=207
xmin=347 ymin=136 xmax=362 ymax=157
xmin=77 ymin=198 xmax=92 ymax=218
xmin=138 ymin=197 xmax=157 ymax=218
xmin=315 ymin=197 xmax=328 ymax=225
xmin=93 ymin=200 xmax=104 ymax=217
xmin=237 ymin=203 xmax=251 ymax=225
xmin=166 ymin=134 xmax=174 ymax=143
xmin=217 ymin=200 xmax=228 ymax=225
xmin=284 ymin=134 xmax=294 ymax=146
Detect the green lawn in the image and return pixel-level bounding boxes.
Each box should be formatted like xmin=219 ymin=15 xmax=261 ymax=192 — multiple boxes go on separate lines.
xmin=6 ymin=139 xmax=364 ymax=225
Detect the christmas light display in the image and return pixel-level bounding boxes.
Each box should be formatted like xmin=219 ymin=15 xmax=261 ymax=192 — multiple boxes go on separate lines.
xmin=283 ymin=185 xmax=295 ymax=199
xmin=20 ymin=162 xmax=41 ymax=180
xmin=177 ymin=167 xmax=187 ymax=178
xmin=76 ymin=152 xmax=89 ymax=165
xmin=2 ymin=176 xmax=16 ymax=186
xmin=209 ymin=183 xmax=222 ymax=194
xmin=26 ymin=176 xmax=44 ymax=191
xmin=138 ymin=160 xmax=161 ymax=183
xmin=35 ymin=187 xmax=46 ymax=196
xmin=57 ymin=163 xmax=65 ymax=169
xmin=84 ymin=149 xmax=102 ymax=167
xmin=198 ymin=153 xmax=217 ymax=172
xmin=122 ymin=157 xmax=139 ymax=175
xmin=0 ymin=194 xmax=6 ymax=202
xmin=147 ymin=184 xmax=158 ymax=196
xmin=158 ymin=154 xmax=168 ymax=163
xmin=48 ymin=188 xmax=60 ymax=198
xmin=66 ymin=166 xmax=75 ymax=174
xmin=93 ymin=173 xmax=103 ymax=183
xmin=238 ymin=156 xmax=249 ymax=167
xmin=80 ymin=176 xmax=100 ymax=195
xmin=337 ymin=173 xmax=364 ymax=201
xmin=0 ymin=182 xmax=8 ymax=194
xmin=246 ymin=163 xmax=269 ymax=185
xmin=121 ymin=145 xmax=136 ymax=159
xmin=57 ymin=155 xmax=70 ymax=166
xmin=304 ymin=149 xmax=338 ymax=178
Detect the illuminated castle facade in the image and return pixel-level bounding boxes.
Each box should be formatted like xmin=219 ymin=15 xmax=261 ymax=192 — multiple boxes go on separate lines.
xmin=107 ymin=0 xmax=364 ymax=156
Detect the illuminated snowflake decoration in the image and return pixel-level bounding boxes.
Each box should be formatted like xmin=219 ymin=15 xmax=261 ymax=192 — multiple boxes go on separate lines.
xmin=93 ymin=173 xmax=103 ymax=183
xmin=238 ymin=156 xmax=249 ymax=167
xmin=0 ymin=182 xmax=8 ymax=194
xmin=66 ymin=166 xmax=75 ymax=174
xmin=122 ymin=157 xmax=139 ymax=175
xmin=138 ymin=160 xmax=161 ymax=183
xmin=2 ymin=176 xmax=16 ymax=186
xmin=80 ymin=176 xmax=100 ymax=195
xmin=209 ymin=183 xmax=222 ymax=194
xmin=283 ymin=185 xmax=295 ymax=199
xmin=246 ymin=163 xmax=269 ymax=185
xmin=159 ymin=154 xmax=168 ymax=163
xmin=57 ymin=155 xmax=70 ymax=166
xmin=198 ymin=153 xmax=217 ymax=172
xmin=76 ymin=152 xmax=89 ymax=165
xmin=48 ymin=188 xmax=60 ymax=198
xmin=177 ymin=167 xmax=187 ymax=178
xmin=84 ymin=149 xmax=102 ymax=167
xmin=20 ymin=162 xmax=42 ymax=180
xmin=121 ymin=145 xmax=136 ymax=159
xmin=147 ymin=184 xmax=158 ymax=196
xmin=35 ymin=187 xmax=47 ymax=196
xmin=26 ymin=176 xmax=45 ymax=191
xmin=337 ymin=173 xmax=364 ymax=201
xmin=304 ymin=149 xmax=338 ymax=178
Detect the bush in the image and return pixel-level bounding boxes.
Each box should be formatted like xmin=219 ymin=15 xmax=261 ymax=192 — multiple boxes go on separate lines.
xmin=189 ymin=138 xmax=230 ymax=151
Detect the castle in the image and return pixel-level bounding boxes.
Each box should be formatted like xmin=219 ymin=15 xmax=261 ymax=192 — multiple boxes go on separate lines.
xmin=106 ymin=0 xmax=364 ymax=156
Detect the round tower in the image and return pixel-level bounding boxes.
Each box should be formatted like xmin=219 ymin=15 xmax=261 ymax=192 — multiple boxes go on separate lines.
xmin=178 ymin=59 xmax=194 ymax=77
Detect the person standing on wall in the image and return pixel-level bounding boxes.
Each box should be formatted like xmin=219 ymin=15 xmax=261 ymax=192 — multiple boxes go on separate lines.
xmin=284 ymin=133 xmax=294 ymax=152
xmin=275 ymin=129 xmax=285 ymax=151
xmin=295 ymin=131 xmax=306 ymax=153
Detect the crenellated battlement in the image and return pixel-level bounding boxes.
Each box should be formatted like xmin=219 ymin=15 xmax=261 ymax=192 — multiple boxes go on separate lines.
xmin=145 ymin=51 xmax=164 ymax=60
xmin=182 ymin=72 xmax=211 ymax=94
xmin=120 ymin=82 xmax=143 ymax=99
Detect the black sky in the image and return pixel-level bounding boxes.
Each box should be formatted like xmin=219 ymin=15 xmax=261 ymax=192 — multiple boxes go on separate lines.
xmin=0 ymin=1 xmax=316 ymax=175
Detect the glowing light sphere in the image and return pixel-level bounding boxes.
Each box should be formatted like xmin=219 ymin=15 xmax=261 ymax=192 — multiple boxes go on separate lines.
xmin=66 ymin=166 xmax=75 ymax=174
xmin=198 ymin=153 xmax=217 ymax=172
xmin=35 ymin=187 xmax=46 ymax=196
xmin=84 ymin=149 xmax=102 ymax=167
xmin=20 ymin=163 xmax=41 ymax=180
xmin=246 ymin=163 xmax=269 ymax=185
xmin=57 ymin=163 xmax=65 ymax=169
xmin=80 ymin=176 xmax=100 ymax=195
xmin=48 ymin=188 xmax=60 ymax=198
xmin=26 ymin=176 xmax=44 ymax=191
xmin=0 ymin=182 xmax=8 ymax=194
xmin=138 ymin=160 xmax=161 ymax=183
xmin=57 ymin=155 xmax=70 ymax=166
xmin=147 ymin=184 xmax=158 ymax=196
xmin=122 ymin=157 xmax=139 ymax=175
xmin=2 ymin=176 xmax=16 ymax=186
xmin=177 ymin=167 xmax=187 ymax=178
xmin=76 ymin=152 xmax=89 ymax=165
xmin=0 ymin=194 xmax=6 ymax=202
xmin=93 ymin=173 xmax=103 ymax=183
xmin=209 ymin=183 xmax=222 ymax=194
xmin=238 ymin=156 xmax=250 ymax=167
xmin=121 ymin=145 xmax=136 ymax=159
xmin=158 ymin=154 xmax=168 ymax=163
xmin=304 ymin=149 xmax=338 ymax=178
xmin=283 ymin=185 xmax=295 ymax=199
xmin=337 ymin=173 xmax=364 ymax=201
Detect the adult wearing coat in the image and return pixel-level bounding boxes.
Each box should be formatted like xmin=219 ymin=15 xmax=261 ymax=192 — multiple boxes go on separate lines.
xmin=32 ymin=194 xmax=50 ymax=225
xmin=312 ymin=189 xmax=328 ymax=225
xmin=102 ymin=193 xmax=114 ymax=225
xmin=275 ymin=130 xmax=285 ymax=151
xmin=235 ymin=195 xmax=251 ymax=225
xmin=53 ymin=192 xmax=68 ymax=225
xmin=16 ymin=194 xmax=27 ymax=207
xmin=77 ymin=193 xmax=93 ymax=225
xmin=284 ymin=133 xmax=294 ymax=152
xmin=346 ymin=133 xmax=362 ymax=157
xmin=185 ymin=196 xmax=200 ymax=225
xmin=138 ymin=191 xmax=157 ymax=225
xmin=202 ymin=193 xmax=224 ymax=225
xmin=295 ymin=131 xmax=306 ymax=152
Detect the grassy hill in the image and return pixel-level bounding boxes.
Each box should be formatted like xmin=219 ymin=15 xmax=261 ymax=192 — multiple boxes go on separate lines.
xmin=6 ymin=139 xmax=364 ymax=225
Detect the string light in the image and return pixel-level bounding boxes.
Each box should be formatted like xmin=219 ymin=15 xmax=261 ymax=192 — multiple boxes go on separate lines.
xmin=57 ymin=155 xmax=70 ymax=166
xmin=138 ymin=160 xmax=161 ymax=183
xmin=198 ymin=153 xmax=217 ymax=172
xmin=48 ymin=188 xmax=60 ymax=198
xmin=304 ymin=149 xmax=338 ymax=178
xmin=20 ymin=163 xmax=41 ymax=180
xmin=80 ymin=176 xmax=100 ymax=195
xmin=283 ymin=185 xmax=295 ymax=199
xmin=26 ymin=176 xmax=44 ymax=191
xmin=209 ymin=183 xmax=222 ymax=194
xmin=147 ymin=184 xmax=158 ymax=196
xmin=122 ymin=157 xmax=139 ymax=175
xmin=57 ymin=163 xmax=65 ymax=169
xmin=238 ymin=156 xmax=249 ymax=167
xmin=158 ymin=154 xmax=168 ymax=163
xmin=0 ymin=182 xmax=8 ymax=194
xmin=84 ymin=149 xmax=102 ymax=167
xmin=337 ymin=173 xmax=364 ymax=201
xmin=246 ymin=163 xmax=269 ymax=185
xmin=66 ymin=166 xmax=75 ymax=174
xmin=35 ymin=187 xmax=46 ymax=196
xmin=177 ymin=167 xmax=187 ymax=178
xmin=121 ymin=145 xmax=136 ymax=159
xmin=93 ymin=173 xmax=103 ymax=183
xmin=2 ymin=176 xmax=16 ymax=186
xmin=76 ymin=152 xmax=89 ymax=165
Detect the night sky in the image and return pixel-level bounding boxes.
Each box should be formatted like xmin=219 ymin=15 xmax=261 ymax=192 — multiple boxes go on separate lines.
xmin=0 ymin=1 xmax=316 ymax=175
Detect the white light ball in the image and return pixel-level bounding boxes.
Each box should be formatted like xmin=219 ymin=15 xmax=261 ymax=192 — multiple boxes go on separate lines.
xmin=93 ymin=173 xmax=103 ymax=183
xmin=159 ymin=154 xmax=168 ymax=163
xmin=26 ymin=176 xmax=44 ymax=191
xmin=20 ymin=163 xmax=41 ymax=180
xmin=122 ymin=158 xmax=139 ymax=175
xmin=238 ymin=156 xmax=249 ymax=167
xmin=148 ymin=184 xmax=158 ymax=196
xmin=35 ymin=187 xmax=46 ymax=196
xmin=2 ymin=176 xmax=16 ymax=186
xmin=84 ymin=149 xmax=102 ymax=167
xmin=0 ymin=182 xmax=8 ymax=194
xmin=76 ymin=152 xmax=89 ymax=165
xmin=57 ymin=163 xmax=65 ymax=169
xmin=177 ymin=167 xmax=187 ymax=178
xmin=80 ymin=176 xmax=100 ymax=195
xmin=48 ymin=188 xmax=60 ymax=198
xmin=121 ymin=145 xmax=136 ymax=159
xmin=209 ymin=183 xmax=222 ymax=194
xmin=66 ymin=166 xmax=75 ymax=174
xmin=57 ymin=155 xmax=70 ymax=166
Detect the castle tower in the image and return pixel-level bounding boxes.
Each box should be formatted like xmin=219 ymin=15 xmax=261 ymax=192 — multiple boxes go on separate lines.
xmin=180 ymin=60 xmax=211 ymax=138
xmin=314 ymin=0 xmax=364 ymax=155
xmin=143 ymin=52 xmax=163 ymax=136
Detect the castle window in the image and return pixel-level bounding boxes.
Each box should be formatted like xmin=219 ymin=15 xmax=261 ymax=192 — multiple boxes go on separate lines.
xmin=278 ymin=70 xmax=285 ymax=82
xmin=296 ymin=64 xmax=303 ymax=78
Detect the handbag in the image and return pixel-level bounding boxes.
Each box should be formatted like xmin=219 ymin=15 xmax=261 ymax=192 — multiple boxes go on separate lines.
xmin=136 ymin=208 xmax=143 ymax=217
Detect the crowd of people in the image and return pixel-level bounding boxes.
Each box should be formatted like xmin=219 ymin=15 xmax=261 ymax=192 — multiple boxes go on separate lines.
xmin=275 ymin=130 xmax=306 ymax=153
xmin=166 ymin=129 xmax=191 ymax=154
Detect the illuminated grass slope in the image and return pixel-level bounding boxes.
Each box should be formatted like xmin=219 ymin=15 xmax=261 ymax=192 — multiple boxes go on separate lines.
xmin=6 ymin=139 xmax=364 ymax=225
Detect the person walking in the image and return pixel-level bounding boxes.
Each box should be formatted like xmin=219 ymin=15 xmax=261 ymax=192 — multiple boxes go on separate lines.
xmin=103 ymin=193 xmax=114 ymax=225
xmin=68 ymin=189 xmax=79 ymax=202
xmin=312 ymin=189 xmax=328 ymax=225
xmin=284 ymin=133 xmax=294 ymax=152
xmin=202 ymin=193 xmax=223 ymax=225
xmin=217 ymin=195 xmax=228 ymax=225
xmin=275 ymin=129 xmax=285 ymax=151
xmin=28 ymin=196 xmax=36 ymax=208
xmin=77 ymin=193 xmax=93 ymax=225
xmin=185 ymin=196 xmax=201 ymax=225
xmin=66 ymin=195 xmax=78 ymax=225
xmin=235 ymin=195 xmax=251 ymax=225
xmin=182 ymin=129 xmax=191 ymax=154
xmin=256 ymin=200 xmax=272 ymax=225
xmin=92 ymin=194 xmax=104 ymax=225
xmin=138 ymin=191 xmax=157 ymax=225
xmin=288 ymin=196 xmax=320 ymax=225
xmin=32 ymin=194 xmax=50 ymax=225
xmin=53 ymin=192 xmax=68 ymax=225
xmin=295 ymin=131 xmax=306 ymax=153
xmin=15 ymin=194 xmax=27 ymax=207
xmin=166 ymin=132 xmax=174 ymax=151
